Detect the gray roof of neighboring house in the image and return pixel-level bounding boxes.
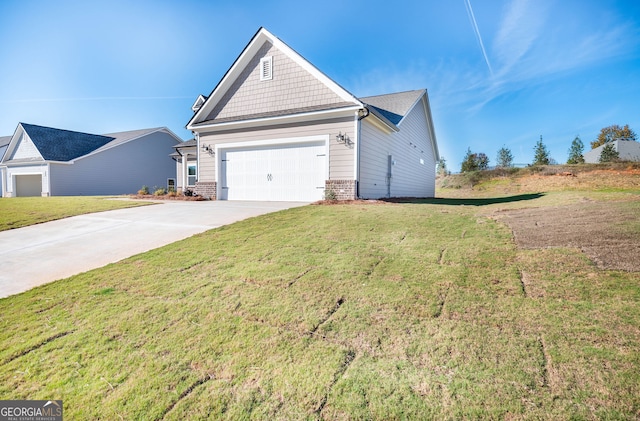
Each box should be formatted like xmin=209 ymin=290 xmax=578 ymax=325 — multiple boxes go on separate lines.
xmin=174 ymin=138 xmax=197 ymax=148
xmin=16 ymin=124 xmax=166 ymax=162
xmin=0 ymin=136 xmax=10 ymax=161
xmin=584 ymin=139 xmax=640 ymax=163
xmin=171 ymin=138 xmax=197 ymax=158
xmin=97 ymin=128 xmax=165 ymax=153
xmin=360 ymin=90 xmax=425 ymax=126
xmin=21 ymin=123 xmax=116 ymax=161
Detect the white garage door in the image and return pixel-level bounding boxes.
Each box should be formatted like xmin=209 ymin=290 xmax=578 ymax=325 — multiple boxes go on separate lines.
xmin=16 ymin=174 xmax=42 ymax=197
xmin=220 ymin=141 xmax=326 ymax=201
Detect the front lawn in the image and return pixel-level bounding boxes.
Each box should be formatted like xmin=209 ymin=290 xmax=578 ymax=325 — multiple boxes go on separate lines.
xmin=0 ymin=191 xmax=638 ymax=419
xmin=0 ymin=197 xmax=152 ymax=231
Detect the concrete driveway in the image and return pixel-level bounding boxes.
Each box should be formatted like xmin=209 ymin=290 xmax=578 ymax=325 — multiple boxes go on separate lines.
xmin=0 ymin=200 xmax=307 ymax=298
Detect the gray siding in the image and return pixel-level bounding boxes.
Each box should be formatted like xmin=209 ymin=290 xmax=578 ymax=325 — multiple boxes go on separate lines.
xmin=198 ymin=116 xmax=356 ymax=182
xmin=49 ymin=131 xmax=176 ymax=195
xmin=205 ymin=41 xmax=348 ymax=122
xmin=359 ymin=98 xmax=436 ymax=199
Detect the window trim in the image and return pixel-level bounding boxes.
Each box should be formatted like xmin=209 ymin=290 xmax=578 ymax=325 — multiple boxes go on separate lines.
xmin=187 ymin=162 xmax=197 ymax=187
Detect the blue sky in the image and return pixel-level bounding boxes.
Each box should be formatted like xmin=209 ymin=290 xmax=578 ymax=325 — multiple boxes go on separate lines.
xmin=1 ymin=0 xmax=638 ymax=171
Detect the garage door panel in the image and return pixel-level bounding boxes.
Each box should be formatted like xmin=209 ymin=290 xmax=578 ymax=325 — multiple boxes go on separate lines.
xmin=16 ymin=174 xmax=43 ymax=197
xmin=222 ymin=141 xmax=326 ymax=202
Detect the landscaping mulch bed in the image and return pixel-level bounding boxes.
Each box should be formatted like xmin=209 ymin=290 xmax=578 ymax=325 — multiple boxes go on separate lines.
xmin=129 ymin=194 xmax=206 ymax=201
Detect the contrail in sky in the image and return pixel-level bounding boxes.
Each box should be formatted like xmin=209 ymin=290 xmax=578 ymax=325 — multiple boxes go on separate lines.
xmin=0 ymin=96 xmax=191 ymax=103
xmin=464 ymin=0 xmax=493 ymax=75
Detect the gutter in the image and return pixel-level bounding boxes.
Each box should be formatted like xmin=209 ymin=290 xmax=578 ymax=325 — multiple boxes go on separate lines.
xmin=354 ymin=107 xmax=370 ymax=199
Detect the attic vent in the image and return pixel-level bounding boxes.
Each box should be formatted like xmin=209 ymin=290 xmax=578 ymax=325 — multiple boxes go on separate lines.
xmin=260 ymin=56 xmax=273 ymax=81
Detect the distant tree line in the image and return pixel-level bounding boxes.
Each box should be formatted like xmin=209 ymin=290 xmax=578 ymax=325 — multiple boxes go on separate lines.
xmin=459 ymin=124 xmax=637 ymax=172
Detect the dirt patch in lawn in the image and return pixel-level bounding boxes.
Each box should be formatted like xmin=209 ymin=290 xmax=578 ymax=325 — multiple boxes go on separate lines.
xmin=494 ymin=199 xmax=640 ymax=271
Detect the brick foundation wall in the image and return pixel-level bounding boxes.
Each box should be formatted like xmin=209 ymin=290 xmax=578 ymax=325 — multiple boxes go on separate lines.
xmin=325 ymin=179 xmax=357 ymax=201
xmin=194 ymin=181 xmax=217 ymax=200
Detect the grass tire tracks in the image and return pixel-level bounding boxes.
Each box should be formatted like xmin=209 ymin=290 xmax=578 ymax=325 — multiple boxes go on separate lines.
xmin=287 ymin=268 xmax=314 ymax=288
xmin=433 ymin=284 xmax=450 ymax=318
xmin=3 ymin=330 xmax=74 ymax=365
xmin=310 ymin=298 xmax=345 ymax=335
xmin=538 ymin=335 xmax=556 ymax=393
xmin=314 ymin=349 xmax=356 ymax=417
xmin=519 ymin=270 xmax=528 ymax=297
xmin=157 ymin=374 xmax=214 ymax=420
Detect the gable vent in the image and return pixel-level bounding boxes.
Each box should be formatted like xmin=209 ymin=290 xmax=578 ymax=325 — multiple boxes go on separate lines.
xmin=260 ymin=56 xmax=273 ymax=81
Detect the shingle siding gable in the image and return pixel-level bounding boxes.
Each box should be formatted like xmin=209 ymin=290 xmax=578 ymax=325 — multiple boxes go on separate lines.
xmin=10 ymin=132 xmax=43 ymax=161
xmin=204 ymin=41 xmax=349 ymax=123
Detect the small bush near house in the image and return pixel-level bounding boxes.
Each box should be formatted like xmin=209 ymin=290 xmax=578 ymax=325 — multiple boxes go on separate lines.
xmin=154 ymin=188 xmax=167 ymax=196
xmin=324 ymin=189 xmax=337 ymax=200
xmin=138 ymin=185 xmax=149 ymax=195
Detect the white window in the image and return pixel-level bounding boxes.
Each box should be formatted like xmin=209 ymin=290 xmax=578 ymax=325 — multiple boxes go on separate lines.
xmin=187 ymin=163 xmax=197 ymax=186
xmin=260 ymin=56 xmax=273 ymax=81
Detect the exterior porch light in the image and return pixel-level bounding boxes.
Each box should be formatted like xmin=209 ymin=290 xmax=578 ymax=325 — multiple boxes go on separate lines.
xmin=202 ymin=144 xmax=215 ymax=155
xmin=336 ymin=132 xmax=352 ymax=146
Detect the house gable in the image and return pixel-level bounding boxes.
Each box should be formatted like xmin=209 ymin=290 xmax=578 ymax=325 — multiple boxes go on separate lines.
xmin=8 ymin=124 xmax=115 ymax=163
xmin=187 ymin=27 xmax=362 ymax=130
xmin=6 ymin=128 xmax=44 ymax=162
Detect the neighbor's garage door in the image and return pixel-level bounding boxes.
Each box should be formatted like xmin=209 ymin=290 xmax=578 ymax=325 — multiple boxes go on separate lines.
xmin=221 ymin=142 xmax=326 ymax=201
xmin=15 ymin=174 xmax=42 ymax=197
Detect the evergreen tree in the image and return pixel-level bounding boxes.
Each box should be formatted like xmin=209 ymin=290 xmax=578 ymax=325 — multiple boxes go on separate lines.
xmin=496 ymin=146 xmax=514 ymax=168
xmin=461 ymin=148 xmax=478 ymax=172
xmin=461 ymin=148 xmax=490 ymax=172
xmin=599 ymin=143 xmax=620 ymax=163
xmin=476 ymin=153 xmax=490 ymax=170
xmin=436 ymin=156 xmax=448 ymax=176
xmin=567 ymin=136 xmax=585 ymax=164
xmin=533 ymin=136 xmax=551 ymax=165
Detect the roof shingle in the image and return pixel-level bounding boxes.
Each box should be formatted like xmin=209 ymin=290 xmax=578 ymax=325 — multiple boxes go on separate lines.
xmin=359 ymin=90 xmax=425 ymax=126
xmin=21 ymin=123 xmax=115 ymax=162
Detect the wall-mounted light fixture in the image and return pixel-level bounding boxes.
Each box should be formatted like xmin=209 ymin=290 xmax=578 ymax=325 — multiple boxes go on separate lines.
xmin=201 ymin=144 xmax=215 ymax=155
xmin=335 ymin=132 xmax=353 ymax=146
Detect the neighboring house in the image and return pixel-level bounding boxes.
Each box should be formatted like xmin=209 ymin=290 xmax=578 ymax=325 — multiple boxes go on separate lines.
xmin=178 ymin=27 xmax=439 ymax=201
xmin=171 ymin=138 xmax=197 ymax=192
xmin=584 ymin=140 xmax=640 ymax=163
xmin=0 ymin=136 xmax=11 ymax=197
xmin=0 ymin=123 xmax=182 ymax=197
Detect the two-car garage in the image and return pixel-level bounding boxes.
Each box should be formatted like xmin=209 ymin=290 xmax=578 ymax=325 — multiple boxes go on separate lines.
xmin=216 ymin=139 xmax=327 ymax=202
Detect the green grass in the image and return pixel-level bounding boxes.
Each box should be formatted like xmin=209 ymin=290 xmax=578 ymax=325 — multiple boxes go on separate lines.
xmin=0 ymin=193 xmax=639 ymax=419
xmin=0 ymin=197 xmax=153 ymax=231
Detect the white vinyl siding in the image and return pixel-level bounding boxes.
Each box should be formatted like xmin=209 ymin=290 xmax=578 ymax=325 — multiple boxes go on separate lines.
xmin=10 ymin=133 xmax=43 ymax=161
xmin=3 ymin=164 xmax=49 ymax=197
xmin=359 ymin=98 xmax=436 ymax=199
xmin=198 ymin=116 xmax=355 ymax=184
